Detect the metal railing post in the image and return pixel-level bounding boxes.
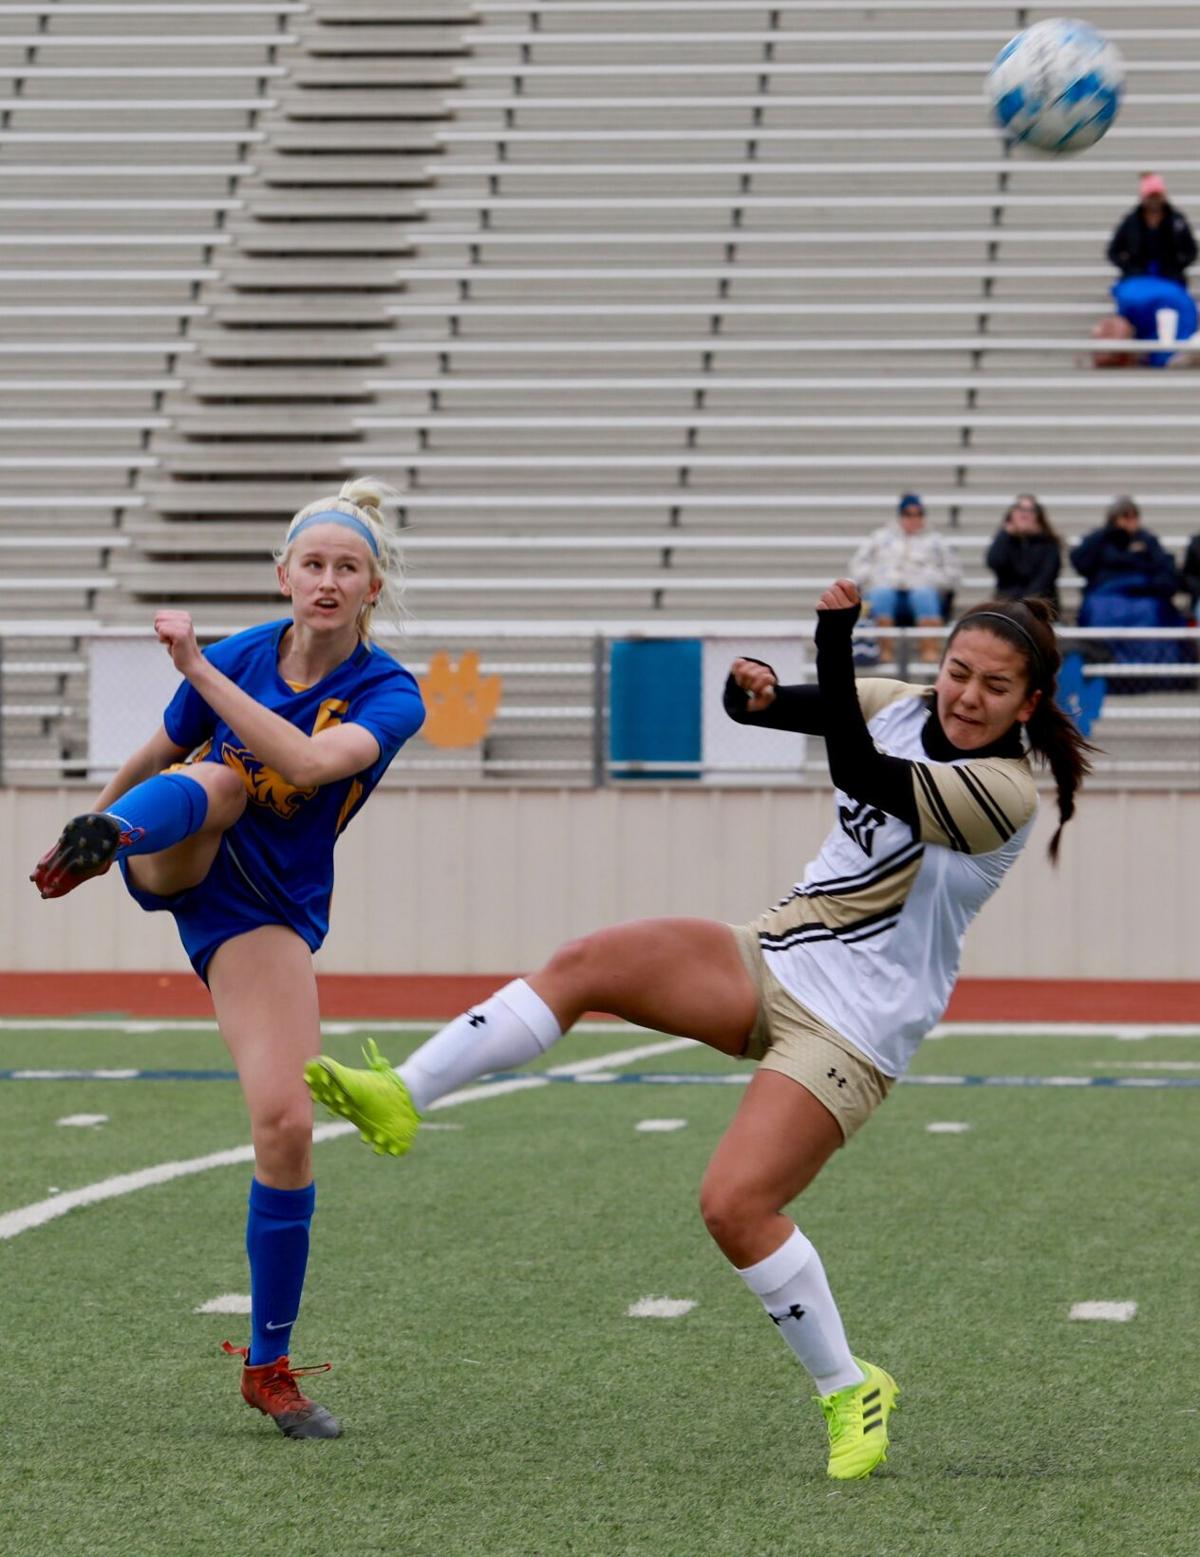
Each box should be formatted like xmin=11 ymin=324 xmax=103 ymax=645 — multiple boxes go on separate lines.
xmin=591 ymin=632 xmax=608 ymax=787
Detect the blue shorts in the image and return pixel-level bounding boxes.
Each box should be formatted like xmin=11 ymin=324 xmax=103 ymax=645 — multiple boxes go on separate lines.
xmin=119 ymin=835 xmax=319 ymax=984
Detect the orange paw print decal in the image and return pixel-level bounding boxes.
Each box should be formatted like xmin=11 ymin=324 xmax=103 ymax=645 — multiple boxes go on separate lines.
xmin=418 ymin=650 xmax=503 ymax=749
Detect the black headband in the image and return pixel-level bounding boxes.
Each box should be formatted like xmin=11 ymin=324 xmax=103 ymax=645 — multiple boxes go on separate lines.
xmin=957 ymin=610 xmax=1048 ymax=685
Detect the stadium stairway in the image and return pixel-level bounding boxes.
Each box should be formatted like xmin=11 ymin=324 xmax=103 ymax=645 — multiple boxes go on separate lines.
xmin=0 ymin=2 xmax=1196 ymax=784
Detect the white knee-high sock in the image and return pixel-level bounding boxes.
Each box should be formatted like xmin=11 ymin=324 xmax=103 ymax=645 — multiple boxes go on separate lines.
xmin=398 ymin=979 xmax=563 ymax=1111
xmin=736 ymin=1224 xmax=865 ymax=1397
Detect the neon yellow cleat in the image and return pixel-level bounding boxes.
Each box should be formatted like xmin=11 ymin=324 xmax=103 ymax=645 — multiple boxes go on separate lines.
xmin=818 ymin=1358 xmax=900 ymax=1481
xmin=304 ymin=1038 xmax=421 ymax=1157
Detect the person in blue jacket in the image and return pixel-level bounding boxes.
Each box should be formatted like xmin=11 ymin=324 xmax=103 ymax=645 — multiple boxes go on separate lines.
xmin=30 ymin=477 xmax=425 ymax=1440
xmin=1071 ymin=497 xmax=1180 ymax=606
xmin=1071 ymin=496 xmax=1188 ymax=687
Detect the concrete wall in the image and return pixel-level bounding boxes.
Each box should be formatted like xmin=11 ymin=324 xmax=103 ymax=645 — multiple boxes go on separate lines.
xmin=2 ymin=786 xmax=1195 ymax=979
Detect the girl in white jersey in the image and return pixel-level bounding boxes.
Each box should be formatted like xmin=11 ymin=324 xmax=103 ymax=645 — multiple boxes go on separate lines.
xmin=307 ymin=580 xmax=1093 ymax=1481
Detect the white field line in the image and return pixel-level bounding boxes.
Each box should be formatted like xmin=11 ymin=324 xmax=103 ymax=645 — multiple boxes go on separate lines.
xmin=0 ymin=1037 xmax=693 ymax=1243
xmin=3 ymin=1018 xmax=1197 ymax=1038
xmin=0 ymin=1018 xmax=654 ymax=1035
xmin=195 ymin=1294 xmax=251 ymax=1316
xmin=547 ymin=1038 xmax=696 ymax=1075
xmin=627 ymin=1297 xmax=696 ymax=1319
xmin=1069 ymin=1301 xmax=1138 ymax=1322
xmin=1086 ymin=1060 xmax=1200 ymax=1070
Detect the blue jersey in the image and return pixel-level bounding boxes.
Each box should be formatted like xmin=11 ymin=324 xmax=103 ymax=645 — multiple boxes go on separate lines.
xmin=161 ymin=620 xmax=424 ymax=951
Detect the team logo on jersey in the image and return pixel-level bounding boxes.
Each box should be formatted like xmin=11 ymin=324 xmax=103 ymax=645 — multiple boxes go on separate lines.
xmin=219 ymin=698 xmax=353 ymax=820
xmin=222 ymin=743 xmax=318 ymax=818
xmin=838 ymin=799 xmax=888 ymax=856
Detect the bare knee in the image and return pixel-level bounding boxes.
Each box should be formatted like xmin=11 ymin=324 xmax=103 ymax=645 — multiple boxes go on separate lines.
xmin=251 ymin=1098 xmax=313 ymax=1182
xmin=699 ymin=1171 xmax=783 ymax=1266
xmin=538 ymin=932 xmax=608 ymax=1011
xmin=185 ymin=763 xmax=247 ymax=830
xmin=543 ymin=933 xmax=599 ymax=980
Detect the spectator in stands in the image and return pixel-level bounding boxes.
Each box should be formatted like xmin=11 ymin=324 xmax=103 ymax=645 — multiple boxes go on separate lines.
xmin=985 ymin=494 xmax=1062 ymax=615
xmin=1106 ymin=173 xmax=1198 ymax=367
xmin=1181 ymin=532 xmax=1200 ymax=620
xmin=1071 ymin=496 xmax=1189 ymax=687
xmin=849 ymin=493 xmax=961 ymax=663
xmin=1108 ymin=173 xmax=1198 ymax=284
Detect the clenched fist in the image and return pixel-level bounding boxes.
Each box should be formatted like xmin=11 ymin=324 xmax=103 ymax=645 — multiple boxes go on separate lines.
xmin=154 ymin=609 xmax=203 ymax=676
xmin=729 ymin=657 xmax=777 ymax=713
xmin=815 ymin=578 xmax=861 ymax=614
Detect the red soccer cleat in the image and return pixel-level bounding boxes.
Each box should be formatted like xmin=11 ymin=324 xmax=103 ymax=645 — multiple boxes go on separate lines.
xmin=222 ymin=1342 xmax=341 ymax=1440
xmin=29 ymin=812 xmax=125 ymax=899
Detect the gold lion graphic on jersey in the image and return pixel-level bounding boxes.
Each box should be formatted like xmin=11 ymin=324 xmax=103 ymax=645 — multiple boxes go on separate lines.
xmin=221 ymin=698 xmax=351 ymax=819
xmin=221 ymin=744 xmax=317 ymax=818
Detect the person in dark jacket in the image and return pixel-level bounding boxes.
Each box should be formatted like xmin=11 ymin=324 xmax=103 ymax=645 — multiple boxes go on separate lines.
xmin=1107 ymin=174 xmax=1199 ymax=367
xmin=1181 ymin=533 xmax=1200 ymax=619
xmin=1070 ymin=497 xmax=1181 ymax=604
xmin=1070 ymin=497 xmax=1189 ymax=688
xmin=986 ymin=493 xmax=1062 ymax=614
xmin=1108 ymin=173 xmax=1198 ymax=284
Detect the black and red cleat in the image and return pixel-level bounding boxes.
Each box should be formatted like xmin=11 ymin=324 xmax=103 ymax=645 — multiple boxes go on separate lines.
xmin=29 ymin=812 xmax=125 ymax=899
xmin=222 ymin=1342 xmax=342 ymax=1440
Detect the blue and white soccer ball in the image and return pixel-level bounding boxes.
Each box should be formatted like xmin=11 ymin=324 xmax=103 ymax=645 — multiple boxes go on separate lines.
xmin=986 ymin=17 xmax=1125 ymax=155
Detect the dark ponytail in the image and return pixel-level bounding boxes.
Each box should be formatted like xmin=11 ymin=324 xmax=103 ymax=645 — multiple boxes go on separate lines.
xmin=948 ymin=597 xmax=1097 ymax=862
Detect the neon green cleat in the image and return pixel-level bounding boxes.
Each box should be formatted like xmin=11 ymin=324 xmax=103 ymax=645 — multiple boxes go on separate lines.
xmin=817 ymin=1358 xmax=900 ymax=1481
xmin=304 ymin=1038 xmax=421 ymax=1157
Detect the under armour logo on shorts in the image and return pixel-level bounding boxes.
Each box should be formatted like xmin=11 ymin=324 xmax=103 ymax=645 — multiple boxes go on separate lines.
xmin=827 ymin=1066 xmax=848 ymax=1089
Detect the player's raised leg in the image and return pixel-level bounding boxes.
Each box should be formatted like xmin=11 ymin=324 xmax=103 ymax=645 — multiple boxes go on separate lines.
xmin=208 ymin=924 xmax=339 ymax=1440
xmin=30 ymin=757 xmax=246 ymax=900
xmin=700 ymin=1070 xmax=899 ymax=1480
xmin=306 ymin=917 xmax=757 ymax=1154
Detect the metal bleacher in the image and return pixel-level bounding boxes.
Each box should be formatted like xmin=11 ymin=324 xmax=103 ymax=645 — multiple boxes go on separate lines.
xmin=1 ymin=1 xmax=1198 ymax=783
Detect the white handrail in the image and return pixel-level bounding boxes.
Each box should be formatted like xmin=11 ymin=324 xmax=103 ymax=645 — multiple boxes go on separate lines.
xmin=1 ymin=622 xmax=1197 ymax=642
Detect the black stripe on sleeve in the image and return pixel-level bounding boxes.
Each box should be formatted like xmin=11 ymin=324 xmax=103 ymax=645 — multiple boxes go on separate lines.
xmin=913 ymin=763 xmax=969 ymax=852
xmin=955 ymin=765 xmax=1016 ymax=844
xmin=801 ymin=842 xmax=925 ymax=899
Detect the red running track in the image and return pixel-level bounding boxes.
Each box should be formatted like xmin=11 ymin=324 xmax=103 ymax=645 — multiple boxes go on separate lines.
xmin=0 ymin=972 xmax=1197 ymax=1022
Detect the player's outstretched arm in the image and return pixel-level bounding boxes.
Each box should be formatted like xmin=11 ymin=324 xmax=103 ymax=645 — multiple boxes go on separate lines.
xmin=154 ymin=611 xmax=381 ymax=788
xmin=724 ymin=657 xmax=828 ymax=735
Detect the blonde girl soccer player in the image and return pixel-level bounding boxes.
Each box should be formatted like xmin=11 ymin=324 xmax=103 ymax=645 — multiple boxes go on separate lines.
xmin=307 ymin=580 xmax=1092 ymax=1478
xmin=30 ymin=478 xmax=424 ymax=1440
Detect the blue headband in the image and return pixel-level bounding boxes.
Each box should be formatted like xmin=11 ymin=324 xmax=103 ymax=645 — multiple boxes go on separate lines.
xmin=288 ymin=508 xmax=380 ymax=558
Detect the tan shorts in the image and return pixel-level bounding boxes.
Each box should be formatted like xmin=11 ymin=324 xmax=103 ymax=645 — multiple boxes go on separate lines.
xmin=730 ymin=923 xmax=893 ymax=1142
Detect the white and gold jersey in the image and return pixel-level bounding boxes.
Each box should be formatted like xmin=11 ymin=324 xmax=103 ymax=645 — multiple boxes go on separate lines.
xmin=751 ymin=680 xmax=1038 ymax=1079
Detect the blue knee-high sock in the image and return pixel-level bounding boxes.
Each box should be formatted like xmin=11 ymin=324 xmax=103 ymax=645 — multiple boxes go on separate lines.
xmin=245 ymin=1178 xmax=315 ymax=1366
xmin=105 ymin=771 xmax=209 ymax=857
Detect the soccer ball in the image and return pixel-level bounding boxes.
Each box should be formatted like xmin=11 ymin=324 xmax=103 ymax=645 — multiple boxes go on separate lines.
xmin=985 ymin=17 xmax=1125 ymax=155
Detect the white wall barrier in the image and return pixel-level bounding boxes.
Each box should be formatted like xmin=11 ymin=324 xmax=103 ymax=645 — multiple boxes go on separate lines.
xmin=2 ymin=784 xmax=1196 ymax=980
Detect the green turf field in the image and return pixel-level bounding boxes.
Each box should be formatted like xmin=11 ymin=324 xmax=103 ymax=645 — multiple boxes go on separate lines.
xmin=1 ymin=1020 xmax=1197 ymax=1557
